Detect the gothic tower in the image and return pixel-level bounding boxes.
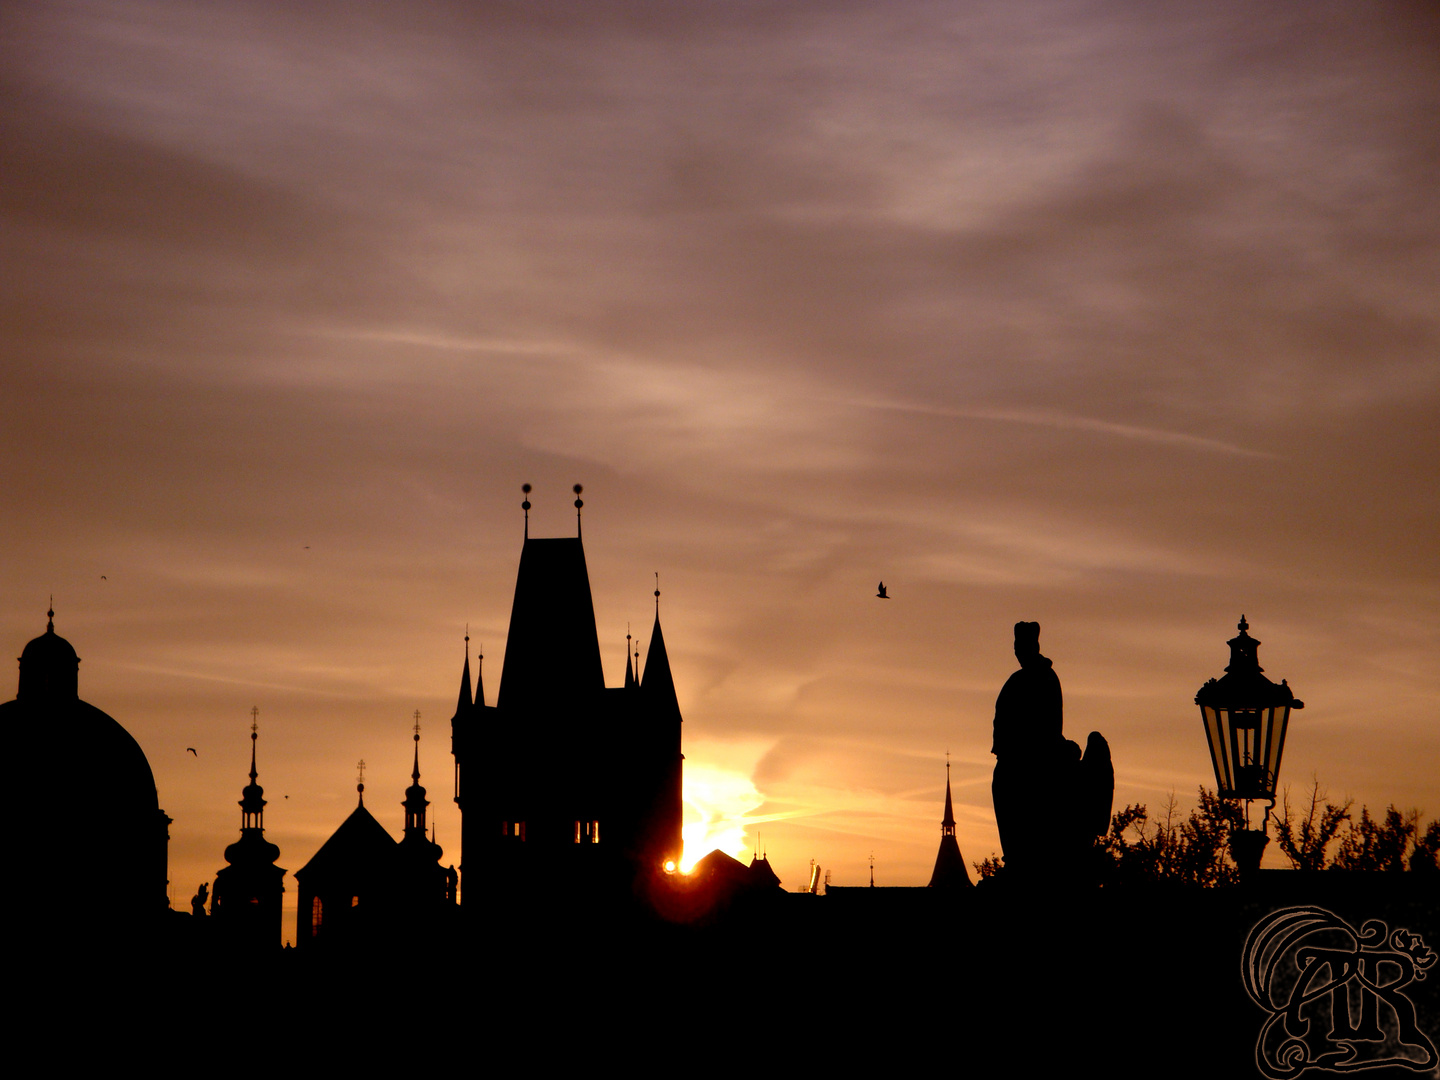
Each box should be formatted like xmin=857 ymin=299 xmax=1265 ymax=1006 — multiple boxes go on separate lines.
xmin=451 ymin=487 xmax=685 ymax=903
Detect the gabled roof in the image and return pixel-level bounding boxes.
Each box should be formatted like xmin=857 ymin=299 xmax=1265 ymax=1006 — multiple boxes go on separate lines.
xmin=295 ymin=799 xmax=397 ymax=881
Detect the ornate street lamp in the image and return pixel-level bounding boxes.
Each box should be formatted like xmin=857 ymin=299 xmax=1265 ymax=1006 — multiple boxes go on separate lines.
xmin=1195 ymin=616 xmax=1304 ymax=876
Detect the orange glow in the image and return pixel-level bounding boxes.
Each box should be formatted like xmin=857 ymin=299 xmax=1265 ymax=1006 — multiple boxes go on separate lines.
xmin=681 ymin=761 xmax=765 ymax=872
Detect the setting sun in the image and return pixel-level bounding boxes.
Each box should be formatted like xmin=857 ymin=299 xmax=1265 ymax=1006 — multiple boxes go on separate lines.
xmin=680 ymin=762 xmax=765 ymax=872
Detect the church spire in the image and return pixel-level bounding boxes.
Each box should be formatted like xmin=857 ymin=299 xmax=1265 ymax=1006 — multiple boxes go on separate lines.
xmin=942 ymin=755 xmax=956 ymax=837
xmin=215 ymin=706 xmax=284 ymax=939
xmin=624 ymin=627 xmax=635 ymax=690
xmin=928 ymin=757 xmax=973 ymax=889
xmin=240 ymin=706 xmax=266 ymax=831
xmin=404 ymin=711 xmax=429 ymax=837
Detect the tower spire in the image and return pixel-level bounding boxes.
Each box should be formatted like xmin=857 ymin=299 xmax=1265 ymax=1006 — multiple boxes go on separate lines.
xmin=404 ymin=712 xmax=430 ymax=838
xmin=941 ymin=753 xmax=956 ymax=837
xmin=928 ymin=755 xmax=973 ymax=888
xmin=240 ymin=706 xmax=266 ymax=831
xmin=521 ymin=483 xmax=532 ymax=539
xmin=455 ymin=630 xmax=474 ymax=716
xmin=573 ymin=483 xmax=584 ymax=537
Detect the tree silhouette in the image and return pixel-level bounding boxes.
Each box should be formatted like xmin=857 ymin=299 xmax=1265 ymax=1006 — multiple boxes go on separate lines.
xmin=1273 ymin=780 xmax=1351 ymax=871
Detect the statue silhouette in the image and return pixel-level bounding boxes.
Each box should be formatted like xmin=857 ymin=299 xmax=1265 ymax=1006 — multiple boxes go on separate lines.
xmin=991 ymin=622 xmax=1112 ymax=882
xmin=191 ymin=881 xmax=209 ymax=917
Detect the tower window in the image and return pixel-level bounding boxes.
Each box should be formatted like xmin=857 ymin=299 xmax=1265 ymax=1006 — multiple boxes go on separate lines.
xmin=311 ymin=896 xmax=323 ymax=937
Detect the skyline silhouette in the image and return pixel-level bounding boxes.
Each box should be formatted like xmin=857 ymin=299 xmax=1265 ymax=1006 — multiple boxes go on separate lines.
xmin=3 ymin=1 xmax=1437 ymax=954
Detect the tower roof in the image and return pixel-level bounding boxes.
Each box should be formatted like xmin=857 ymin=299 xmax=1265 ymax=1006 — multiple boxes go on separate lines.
xmin=928 ymin=835 xmax=973 ymax=889
xmin=497 ymin=537 xmax=604 ymax=710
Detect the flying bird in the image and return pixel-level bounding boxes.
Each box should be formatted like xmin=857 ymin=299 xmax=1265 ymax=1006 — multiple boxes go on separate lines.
xmin=100 ymin=575 xmax=107 ymax=580
xmin=186 ymin=747 xmax=197 ymax=756
xmin=877 ymin=582 xmax=889 ymax=599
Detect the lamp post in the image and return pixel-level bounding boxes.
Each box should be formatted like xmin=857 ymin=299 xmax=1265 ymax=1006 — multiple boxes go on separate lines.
xmin=1195 ymin=616 xmax=1304 ymax=878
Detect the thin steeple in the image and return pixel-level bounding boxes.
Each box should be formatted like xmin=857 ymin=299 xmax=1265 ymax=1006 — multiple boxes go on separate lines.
xmin=942 ymin=754 xmax=956 ymax=837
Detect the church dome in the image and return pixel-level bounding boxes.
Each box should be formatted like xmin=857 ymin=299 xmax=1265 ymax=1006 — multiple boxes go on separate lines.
xmin=9 ymin=611 xmax=167 ymax=930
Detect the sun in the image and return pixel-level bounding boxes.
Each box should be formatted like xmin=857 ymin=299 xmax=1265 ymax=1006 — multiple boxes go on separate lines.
xmin=680 ymin=762 xmax=764 ymax=872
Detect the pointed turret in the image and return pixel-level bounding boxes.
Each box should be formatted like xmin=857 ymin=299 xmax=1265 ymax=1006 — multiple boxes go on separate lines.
xmin=453 ymin=634 xmax=473 ymax=721
xmin=624 ymin=631 xmax=636 ymax=690
xmin=634 ymin=577 xmax=683 ymax=871
xmin=928 ymin=760 xmax=973 ymax=889
xmin=641 ymin=595 xmax=680 ymax=727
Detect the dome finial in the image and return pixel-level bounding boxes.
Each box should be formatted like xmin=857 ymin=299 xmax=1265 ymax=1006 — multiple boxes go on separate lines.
xmin=521 ymin=483 xmax=532 ymax=538
xmin=412 ymin=709 xmax=422 ymax=782
xmin=47 ymin=597 xmax=54 ymax=633
xmin=356 ymin=759 xmax=366 ymax=805
xmin=654 ymin=571 xmax=660 ymax=614
xmin=573 ymin=483 xmax=584 ymax=536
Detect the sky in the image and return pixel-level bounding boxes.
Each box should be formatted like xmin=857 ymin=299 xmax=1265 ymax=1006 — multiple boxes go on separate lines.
xmin=2 ymin=1 xmax=1437 ymax=941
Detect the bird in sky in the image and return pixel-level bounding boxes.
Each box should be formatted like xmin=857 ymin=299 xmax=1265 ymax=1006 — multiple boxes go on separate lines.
xmin=877 ymin=582 xmax=889 ymax=599
xmin=186 ymin=747 xmax=197 ymax=756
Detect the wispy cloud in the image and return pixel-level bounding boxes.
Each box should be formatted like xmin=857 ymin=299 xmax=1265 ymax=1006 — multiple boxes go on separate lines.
xmin=854 ymin=398 xmax=1275 ymax=458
